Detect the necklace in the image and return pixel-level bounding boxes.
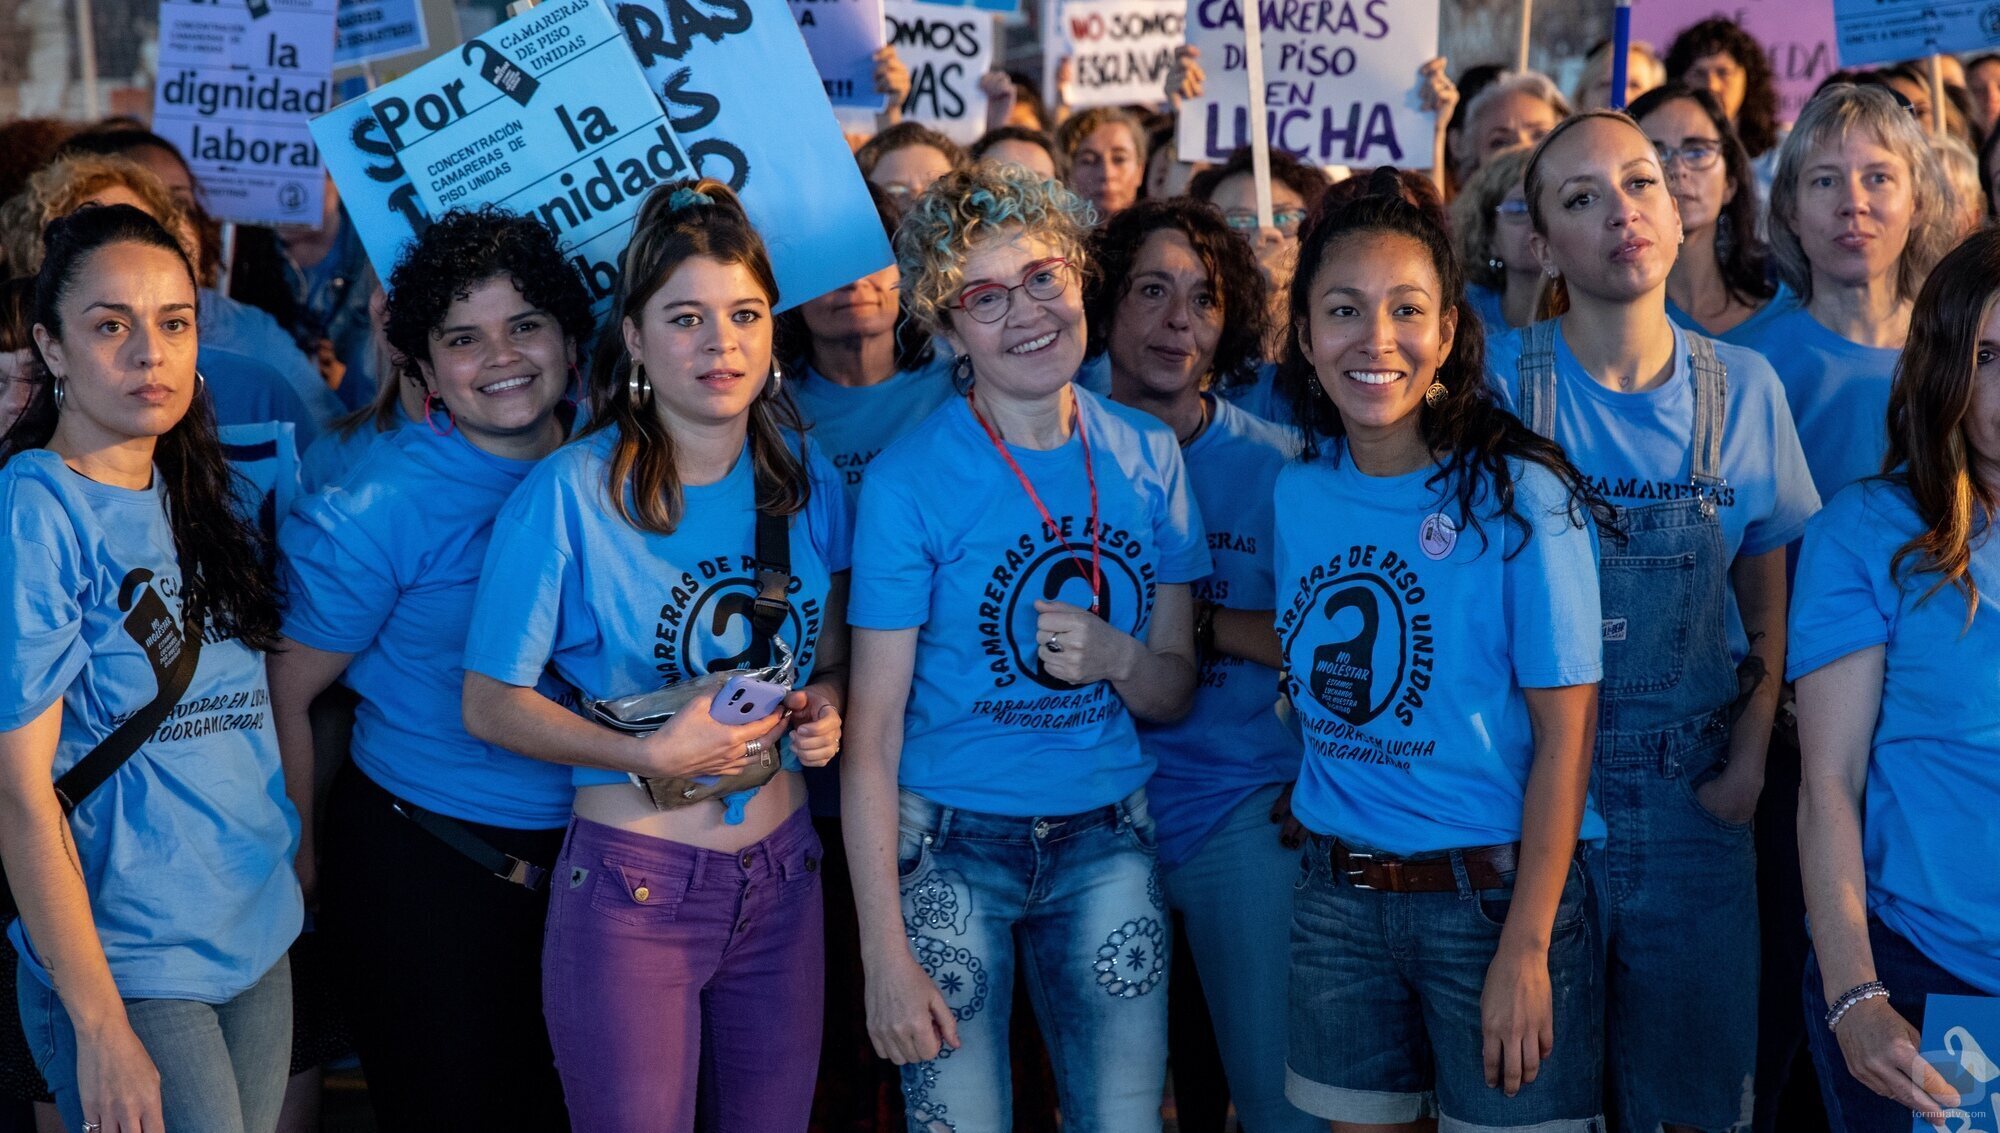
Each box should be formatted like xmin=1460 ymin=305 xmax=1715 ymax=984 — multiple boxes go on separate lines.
xmin=967 ymin=391 xmax=1102 ymax=613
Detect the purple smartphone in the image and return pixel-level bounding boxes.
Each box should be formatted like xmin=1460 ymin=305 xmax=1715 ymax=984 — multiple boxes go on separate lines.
xmin=710 ymin=674 xmax=789 ymax=723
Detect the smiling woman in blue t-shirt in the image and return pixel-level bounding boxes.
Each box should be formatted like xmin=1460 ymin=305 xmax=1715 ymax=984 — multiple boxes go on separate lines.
xmin=0 ymin=205 xmax=302 ymax=1133
xmin=266 ymin=207 xmax=596 ymax=1129
xmin=1275 ymin=170 xmax=1609 ymax=1132
xmin=462 ymin=180 xmax=851 ymax=1132
xmin=844 ymin=164 xmax=1211 ymax=1132
xmin=1792 ymin=230 xmax=2000 ymax=1129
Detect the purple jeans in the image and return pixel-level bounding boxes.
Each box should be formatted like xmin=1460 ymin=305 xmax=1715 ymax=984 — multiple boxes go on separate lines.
xmin=542 ymin=807 xmax=826 ymax=1132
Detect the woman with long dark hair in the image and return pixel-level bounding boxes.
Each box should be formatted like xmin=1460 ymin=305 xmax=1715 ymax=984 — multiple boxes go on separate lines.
xmin=0 ymin=204 xmax=301 ymax=1133
xmin=267 ymin=206 xmax=595 ymax=1130
xmin=1489 ymin=111 xmax=1820 ymax=1132
xmin=1088 ymin=197 xmax=1318 ymax=1133
xmin=1629 ymin=83 xmax=1782 ymax=339
xmin=1276 ymin=168 xmax=1608 ymax=1130
xmin=463 ymin=180 xmax=850 ymax=1130
xmin=1792 ymin=229 xmax=2000 ymax=1129
xmin=844 ymin=162 xmax=1208 ymax=1131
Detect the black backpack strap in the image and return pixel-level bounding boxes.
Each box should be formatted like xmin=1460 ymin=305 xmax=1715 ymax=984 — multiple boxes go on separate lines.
xmin=749 ymin=506 xmax=791 ymax=644
xmin=52 ymin=609 xmax=205 ymax=813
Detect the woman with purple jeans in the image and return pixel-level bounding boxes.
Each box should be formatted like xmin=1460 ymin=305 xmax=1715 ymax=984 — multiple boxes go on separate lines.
xmin=462 ymin=179 xmax=853 ymax=1131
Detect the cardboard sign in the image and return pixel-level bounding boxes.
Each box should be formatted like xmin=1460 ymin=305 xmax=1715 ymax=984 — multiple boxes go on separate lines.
xmin=1632 ymin=0 xmax=1835 ymax=123
xmin=153 ymin=0 xmax=337 ymax=227
xmin=881 ymin=0 xmax=994 ymax=144
xmin=1915 ymin=994 xmax=2000 ymax=1132
xmin=334 ymin=0 xmax=431 ymax=65
xmin=1834 ymin=0 xmax=2000 ymax=67
xmin=1056 ymin=0 xmax=1183 ymax=110
xmin=1175 ymin=0 xmax=1437 ymax=168
xmin=310 ymin=94 xmax=425 ymax=280
xmin=789 ymin=0 xmax=888 ymax=106
xmin=611 ymin=0 xmax=896 ymax=305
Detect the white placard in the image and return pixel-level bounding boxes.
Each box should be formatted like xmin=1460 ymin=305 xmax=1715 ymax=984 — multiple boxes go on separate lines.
xmin=1055 ymin=0 xmax=1183 ymax=110
xmin=882 ymin=0 xmax=994 ymax=144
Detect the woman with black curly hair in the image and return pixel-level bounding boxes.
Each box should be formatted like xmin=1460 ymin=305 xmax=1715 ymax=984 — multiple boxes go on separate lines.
xmin=1090 ymin=198 xmax=1319 ymax=1132
xmin=266 ymin=206 xmax=594 ymax=1130
xmin=1664 ymin=18 xmax=1782 ymax=165
xmin=0 ymin=204 xmax=300 ymax=1133
xmin=1275 ymin=169 xmax=1609 ymax=1130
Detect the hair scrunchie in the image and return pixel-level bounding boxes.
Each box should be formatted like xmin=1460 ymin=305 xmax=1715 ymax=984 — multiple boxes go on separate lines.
xmin=668 ymin=186 xmax=716 ymax=212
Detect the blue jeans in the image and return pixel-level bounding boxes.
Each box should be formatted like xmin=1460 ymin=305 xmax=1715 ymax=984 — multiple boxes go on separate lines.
xmin=19 ymin=954 xmax=292 ymax=1133
xmin=1287 ymin=837 xmax=1605 ymax=1131
xmin=1161 ymin=784 xmax=1319 ymax=1133
xmin=1803 ymin=916 xmax=1990 ymax=1132
xmin=895 ymin=787 xmax=1168 ymax=1133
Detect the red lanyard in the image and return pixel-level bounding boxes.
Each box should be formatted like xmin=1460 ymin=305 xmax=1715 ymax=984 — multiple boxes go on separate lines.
xmin=968 ymin=391 xmax=1102 ymax=613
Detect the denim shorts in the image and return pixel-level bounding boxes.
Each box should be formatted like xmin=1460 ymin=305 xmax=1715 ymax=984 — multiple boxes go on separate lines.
xmin=1286 ymin=837 xmax=1606 ymax=1132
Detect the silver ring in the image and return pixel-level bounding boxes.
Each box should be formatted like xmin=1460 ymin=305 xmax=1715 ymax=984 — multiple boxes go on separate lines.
xmin=83 ymin=1123 xmax=101 ymax=1133
xmin=745 ymin=739 xmax=765 ymax=760
xmin=1045 ymin=634 xmax=1064 ymax=654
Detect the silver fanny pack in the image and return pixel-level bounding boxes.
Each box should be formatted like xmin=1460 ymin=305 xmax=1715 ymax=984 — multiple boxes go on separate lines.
xmin=580 ymin=639 xmax=797 ymax=811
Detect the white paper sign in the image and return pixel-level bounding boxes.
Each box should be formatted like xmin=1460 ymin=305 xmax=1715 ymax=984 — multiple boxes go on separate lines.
xmin=1176 ymin=0 xmax=1436 ymax=168
xmin=1055 ymin=0 xmax=1182 ymax=110
xmin=882 ymin=0 xmax=993 ymax=144
xmin=334 ymin=0 xmax=430 ymax=65
xmin=153 ymin=0 xmax=338 ymax=227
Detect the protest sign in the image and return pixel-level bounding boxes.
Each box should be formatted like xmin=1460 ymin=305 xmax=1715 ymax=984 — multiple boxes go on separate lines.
xmin=1175 ymin=0 xmax=1437 ymax=168
xmin=1632 ymin=0 xmax=1834 ymax=122
xmin=611 ymin=0 xmax=895 ymax=305
xmin=881 ymin=0 xmax=994 ymax=144
xmin=1054 ymin=0 xmax=1183 ymax=110
xmin=153 ymin=0 xmax=337 ymax=227
xmin=1833 ymin=0 xmax=2000 ymax=67
xmin=335 ymin=0 xmax=430 ymax=65
xmin=788 ymin=0 xmax=887 ymax=106
xmin=310 ymin=94 xmax=425 ymax=278
xmin=1915 ymin=994 xmax=2000 ymax=1131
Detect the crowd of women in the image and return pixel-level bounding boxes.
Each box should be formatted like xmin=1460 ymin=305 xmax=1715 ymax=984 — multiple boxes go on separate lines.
xmin=0 ymin=13 xmax=1996 ymax=1133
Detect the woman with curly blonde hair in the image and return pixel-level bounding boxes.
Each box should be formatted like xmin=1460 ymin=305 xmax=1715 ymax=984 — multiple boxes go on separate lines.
xmin=843 ymin=162 xmax=1209 ymax=1131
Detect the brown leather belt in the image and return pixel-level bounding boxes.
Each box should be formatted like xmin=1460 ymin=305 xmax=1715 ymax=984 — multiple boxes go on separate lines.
xmin=1328 ymin=840 xmax=1520 ymax=892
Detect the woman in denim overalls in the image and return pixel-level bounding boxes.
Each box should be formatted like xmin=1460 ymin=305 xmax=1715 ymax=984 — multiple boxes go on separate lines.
xmin=1490 ymin=112 xmax=1821 ymax=1132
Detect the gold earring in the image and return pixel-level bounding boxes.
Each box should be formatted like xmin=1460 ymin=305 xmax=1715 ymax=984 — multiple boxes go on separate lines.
xmin=1424 ymin=381 xmax=1449 ymax=408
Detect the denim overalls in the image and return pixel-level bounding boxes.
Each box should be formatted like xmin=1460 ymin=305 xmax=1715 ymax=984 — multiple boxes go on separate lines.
xmin=1518 ymin=320 xmax=1758 ymax=1132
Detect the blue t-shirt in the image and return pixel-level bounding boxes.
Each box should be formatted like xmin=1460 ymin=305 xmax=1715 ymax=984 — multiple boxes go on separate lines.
xmin=280 ymin=426 xmax=575 ymax=828
xmin=0 ymin=451 xmax=302 ymax=1003
xmin=1466 ymin=284 xmax=1509 ymax=334
xmin=1664 ymin=281 xmax=1795 ymax=347
xmin=1275 ymin=449 xmax=1608 ymax=855
xmin=200 ymin=289 xmax=342 ymax=430
xmin=1730 ymin=299 xmax=1897 ymax=501
xmin=1788 ymin=480 xmax=2000 ymax=995
xmin=849 ymin=390 xmax=1212 ymax=817
xmin=1488 ymin=323 xmax=1821 ymax=659
xmin=1075 ymin=353 xmax=1114 ymax=396
xmin=217 ymin=421 xmax=300 ymax=549
xmin=1140 ymin=397 xmax=1302 ymax=868
xmin=200 ymin=345 xmax=321 ymax=448
xmin=299 ymin=406 xmax=417 ymax=496
xmin=1215 ymin=361 xmax=1295 ymax=427
xmin=791 ymin=354 xmax=956 ymax=502
xmin=464 ymin=430 xmax=852 ymax=792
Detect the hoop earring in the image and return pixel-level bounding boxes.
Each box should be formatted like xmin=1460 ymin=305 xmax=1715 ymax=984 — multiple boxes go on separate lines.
xmin=52 ymin=377 xmax=64 ymax=409
xmin=765 ymin=357 xmax=784 ymax=398
xmin=1424 ymin=380 xmax=1449 ymax=408
xmin=422 ymin=391 xmax=455 ymax=436
xmin=628 ymin=362 xmax=651 ymax=405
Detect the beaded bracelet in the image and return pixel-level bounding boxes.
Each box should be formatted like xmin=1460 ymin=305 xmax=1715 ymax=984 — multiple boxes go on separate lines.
xmin=1825 ymin=980 xmax=1890 ymax=1032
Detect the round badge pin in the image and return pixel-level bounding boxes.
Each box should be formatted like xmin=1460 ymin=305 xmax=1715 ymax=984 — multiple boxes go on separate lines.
xmin=1419 ymin=512 xmax=1458 ymax=560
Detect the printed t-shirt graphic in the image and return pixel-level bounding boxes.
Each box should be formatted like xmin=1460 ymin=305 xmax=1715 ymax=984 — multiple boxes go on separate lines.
xmin=464 ymin=431 xmax=851 ymax=789
xmin=1275 ymin=448 xmax=1608 ymax=856
xmin=849 ymin=389 xmax=1212 ymax=817
xmin=791 ymin=352 xmax=957 ymax=500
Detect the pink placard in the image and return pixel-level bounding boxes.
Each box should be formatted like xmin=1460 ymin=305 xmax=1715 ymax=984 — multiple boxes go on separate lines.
xmin=1632 ymin=0 xmax=1838 ymax=124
